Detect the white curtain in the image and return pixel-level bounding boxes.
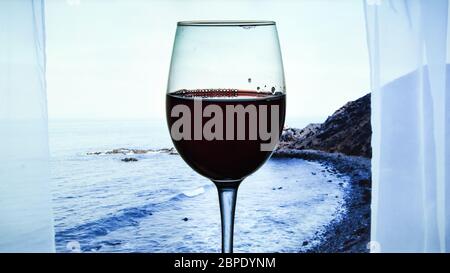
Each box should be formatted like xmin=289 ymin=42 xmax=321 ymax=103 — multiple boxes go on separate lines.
xmin=0 ymin=0 xmax=54 ymax=252
xmin=365 ymin=0 xmax=450 ymax=252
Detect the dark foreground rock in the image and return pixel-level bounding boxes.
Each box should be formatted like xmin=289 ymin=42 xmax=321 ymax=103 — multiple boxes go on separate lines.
xmin=273 ymin=149 xmax=371 ymax=253
xmin=279 ymin=93 xmax=371 ymax=158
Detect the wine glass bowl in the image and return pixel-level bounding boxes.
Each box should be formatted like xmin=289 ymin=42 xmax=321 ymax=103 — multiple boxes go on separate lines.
xmin=166 ymin=20 xmax=286 ymax=253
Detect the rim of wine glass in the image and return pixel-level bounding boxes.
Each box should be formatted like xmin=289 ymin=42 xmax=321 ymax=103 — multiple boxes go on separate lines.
xmin=177 ymin=20 xmax=276 ymax=26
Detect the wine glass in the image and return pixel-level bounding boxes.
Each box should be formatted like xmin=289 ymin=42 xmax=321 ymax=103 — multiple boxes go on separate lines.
xmin=166 ymin=20 xmax=286 ymax=253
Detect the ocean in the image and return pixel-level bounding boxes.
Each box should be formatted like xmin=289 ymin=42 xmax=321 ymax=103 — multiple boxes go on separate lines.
xmin=49 ymin=119 xmax=346 ymax=253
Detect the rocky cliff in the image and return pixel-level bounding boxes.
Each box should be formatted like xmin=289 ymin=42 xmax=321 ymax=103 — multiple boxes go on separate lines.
xmin=279 ymin=93 xmax=372 ymax=158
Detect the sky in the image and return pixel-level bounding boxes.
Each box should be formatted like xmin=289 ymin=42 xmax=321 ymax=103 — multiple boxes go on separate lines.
xmin=46 ymin=0 xmax=370 ymax=124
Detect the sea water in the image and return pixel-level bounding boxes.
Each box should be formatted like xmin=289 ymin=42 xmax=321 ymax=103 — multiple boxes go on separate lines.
xmin=49 ymin=119 xmax=346 ymax=253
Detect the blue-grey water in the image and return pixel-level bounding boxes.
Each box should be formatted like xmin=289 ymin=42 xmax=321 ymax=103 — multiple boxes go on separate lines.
xmin=49 ymin=119 xmax=346 ymax=253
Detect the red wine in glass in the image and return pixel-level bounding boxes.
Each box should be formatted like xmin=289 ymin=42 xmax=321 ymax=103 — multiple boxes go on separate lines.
xmin=166 ymin=89 xmax=286 ymax=181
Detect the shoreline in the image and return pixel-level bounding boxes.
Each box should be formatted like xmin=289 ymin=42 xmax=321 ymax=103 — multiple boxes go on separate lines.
xmin=86 ymin=146 xmax=371 ymax=252
xmin=273 ymin=148 xmax=371 ymax=253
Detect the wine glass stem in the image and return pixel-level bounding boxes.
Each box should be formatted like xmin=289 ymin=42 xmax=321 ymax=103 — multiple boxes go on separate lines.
xmin=214 ymin=180 xmax=241 ymax=253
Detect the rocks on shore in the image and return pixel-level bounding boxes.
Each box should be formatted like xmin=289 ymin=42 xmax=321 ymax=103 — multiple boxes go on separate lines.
xmin=87 ymin=147 xmax=178 ymax=156
xmin=274 ymin=149 xmax=371 ymax=253
xmin=278 ymin=93 xmax=372 ymax=158
xmin=275 ymin=92 xmax=373 ymax=252
xmin=121 ymin=158 xmax=138 ymax=162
